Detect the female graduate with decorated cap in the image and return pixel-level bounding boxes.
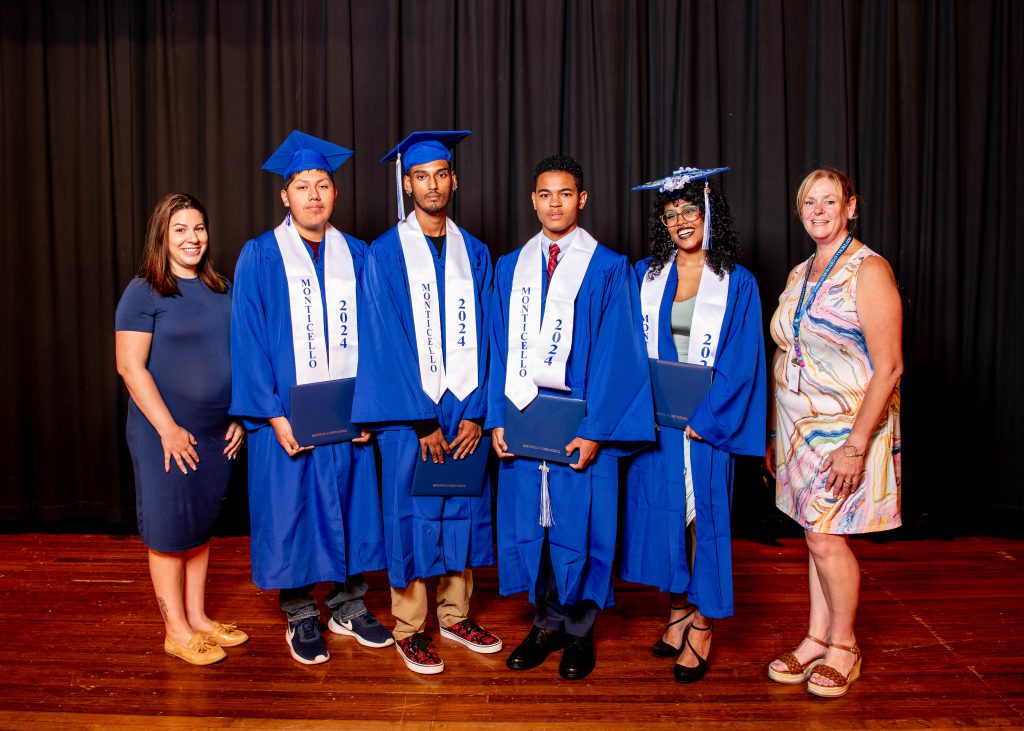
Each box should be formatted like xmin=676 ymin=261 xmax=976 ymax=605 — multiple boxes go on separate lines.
xmin=351 ymin=131 xmax=500 ymax=676
xmin=620 ymin=166 xmax=766 ymax=684
xmin=115 ymin=192 xmax=246 ymax=665
xmin=230 ymin=130 xmax=391 ymax=666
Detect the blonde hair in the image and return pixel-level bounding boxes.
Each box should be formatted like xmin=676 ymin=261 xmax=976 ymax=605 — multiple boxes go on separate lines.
xmin=794 ymin=167 xmax=858 ymax=220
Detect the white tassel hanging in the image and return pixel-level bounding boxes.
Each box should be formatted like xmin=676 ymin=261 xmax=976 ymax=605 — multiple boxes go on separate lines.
xmin=538 ymin=460 xmax=554 ymax=527
xmin=702 ymin=180 xmax=713 ymax=251
xmin=394 ymin=154 xmax=405 ymax=221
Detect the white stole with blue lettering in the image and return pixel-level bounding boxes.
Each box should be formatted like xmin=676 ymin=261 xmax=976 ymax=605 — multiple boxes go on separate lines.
xmin=275 ymin=218 xmax=359 ymax=386
xmin=639 ymin=254 xmax=730 ymax=367
xmin=398 ymin=211 xmax=478 ymax=403
xmin=505 ymin=227 xmax=598 ymax=410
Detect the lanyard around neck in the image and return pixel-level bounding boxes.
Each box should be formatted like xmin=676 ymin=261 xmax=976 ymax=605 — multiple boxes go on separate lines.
xmin=792 ymin=233 xmax=852 ymax=364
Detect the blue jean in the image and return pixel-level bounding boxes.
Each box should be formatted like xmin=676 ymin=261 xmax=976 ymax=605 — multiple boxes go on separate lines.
xmin=279 ymin=574 xmax=368 ymax=623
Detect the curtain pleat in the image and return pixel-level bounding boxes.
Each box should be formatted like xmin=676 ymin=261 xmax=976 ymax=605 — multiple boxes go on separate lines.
xmin=0 ymin=0 xmax=1020 ymax=525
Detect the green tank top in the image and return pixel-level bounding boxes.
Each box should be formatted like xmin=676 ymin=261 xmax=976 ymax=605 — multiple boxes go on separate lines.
xmin=671 ymin=297 xmax=696 ymax=362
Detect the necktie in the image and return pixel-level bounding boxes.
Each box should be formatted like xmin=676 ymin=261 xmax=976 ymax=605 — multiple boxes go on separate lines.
xmin=547 ymin=242 xmax=560 ymax=282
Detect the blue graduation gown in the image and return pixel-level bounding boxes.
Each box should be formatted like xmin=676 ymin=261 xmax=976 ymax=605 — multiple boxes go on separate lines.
xmin=486 ymin=242 xmax=655 ymax=609
xmin=350 ymin=224 xmax=495 ymax=589
xmin=620 ymin=259 xmax=766 ymax=618
xmin=230 ymin=229 xmax=386 ymax=590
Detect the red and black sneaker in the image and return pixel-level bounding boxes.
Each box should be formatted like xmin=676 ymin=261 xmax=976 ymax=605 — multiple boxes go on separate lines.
xmin=396 ymin=632 xmax=445 ymax=675
xmin=440 ymin=618 xmax=503 ymax=654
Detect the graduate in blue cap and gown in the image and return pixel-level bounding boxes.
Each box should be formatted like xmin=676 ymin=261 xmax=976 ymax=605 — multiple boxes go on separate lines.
xmin=621 ymin=166 xmax=766 ymax=684
xmin=230 ymin=130 xmax=392 ymax=665
xmin=351 ymin=130 xmax=501 ymax=675
xmin=487 ymin=155 xmax=655 ymax=681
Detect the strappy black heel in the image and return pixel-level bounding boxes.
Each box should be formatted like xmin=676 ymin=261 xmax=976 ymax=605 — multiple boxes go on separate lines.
xmin=673 ymin=621 xmax=713 ymax=683
xmin=651 ymin=604 xmax=696 ymax=658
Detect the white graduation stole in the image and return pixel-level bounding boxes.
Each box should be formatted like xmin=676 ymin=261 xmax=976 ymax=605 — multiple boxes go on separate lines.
xmin=504 ymin=228 xmax=598 ymax=410
xmin=642 ymin=255 xmax=728 ymax=526
xmin=275 ymin=218 xmax=359 ymax=385
xmin=639 ymin=253 xmax=730 ymax=367
xmin=398 ymin=211 xmax=478 ymax=403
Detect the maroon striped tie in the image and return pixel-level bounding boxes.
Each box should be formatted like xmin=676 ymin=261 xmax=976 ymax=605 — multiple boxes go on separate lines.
xmin=547 ymin=242 xmax=560 ymax=282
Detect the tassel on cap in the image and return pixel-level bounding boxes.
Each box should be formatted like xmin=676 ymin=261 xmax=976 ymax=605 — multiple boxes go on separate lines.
xmin=703 ymin=181 xmax=713 ymax=251
xmin=394 ymin=154 xmax=405 ymax=220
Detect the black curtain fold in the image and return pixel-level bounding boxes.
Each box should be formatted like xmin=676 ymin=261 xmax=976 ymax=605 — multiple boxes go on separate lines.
xmin=0 ymin=0 xmax=1020 ymax=527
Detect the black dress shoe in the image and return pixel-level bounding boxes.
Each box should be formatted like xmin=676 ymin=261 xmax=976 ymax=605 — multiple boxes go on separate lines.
xmin=559 ymin=633 xmax=595 ymax=680
xmin=506 ymin=626 xmax=567 ymax=671
xmin=673 ymin=623 xmax=712 ymax=684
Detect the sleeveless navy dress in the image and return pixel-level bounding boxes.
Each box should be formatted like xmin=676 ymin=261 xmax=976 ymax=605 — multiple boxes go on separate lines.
xmin=115 ymin=276 xmax=233 ymax=552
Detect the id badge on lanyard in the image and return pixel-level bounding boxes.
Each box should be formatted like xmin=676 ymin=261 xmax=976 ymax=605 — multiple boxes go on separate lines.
xmin=786 ymin=357 xmax=801 ymax=393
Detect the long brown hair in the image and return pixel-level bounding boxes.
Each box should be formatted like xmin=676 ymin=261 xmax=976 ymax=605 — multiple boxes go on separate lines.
xmin=137 ymin=192 xmax=228 ymax=297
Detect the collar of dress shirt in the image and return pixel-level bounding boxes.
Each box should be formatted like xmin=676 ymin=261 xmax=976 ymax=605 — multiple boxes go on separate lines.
xmin=542 ymin=227 xmax=579 ymax=262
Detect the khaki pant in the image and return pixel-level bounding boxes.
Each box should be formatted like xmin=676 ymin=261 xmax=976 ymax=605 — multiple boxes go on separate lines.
xmin=390 ymin=569 xmax=473 ymax=641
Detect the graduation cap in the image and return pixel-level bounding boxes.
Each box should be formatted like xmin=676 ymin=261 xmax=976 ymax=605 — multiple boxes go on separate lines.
xmin=380 ymin=130 xmax=471 ymax=220
xmin=633 ymin=166 xmax=730 ymax=251
xmin=262 ymin=130 xmax=353 ymax=181
xmin=632 ymin=165 xmax=730 ymax=192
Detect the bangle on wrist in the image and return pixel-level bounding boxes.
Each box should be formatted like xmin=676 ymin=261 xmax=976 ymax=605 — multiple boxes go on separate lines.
xmin=841 ymin=443 xmax=866 ymax=458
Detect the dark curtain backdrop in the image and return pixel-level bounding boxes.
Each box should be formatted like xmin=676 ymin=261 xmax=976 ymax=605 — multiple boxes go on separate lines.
xmin=1 ymin=0 xmax=1020 ymax=530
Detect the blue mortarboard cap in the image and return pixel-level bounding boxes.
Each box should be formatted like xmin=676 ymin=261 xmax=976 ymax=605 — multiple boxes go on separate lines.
xmin=632 ymin=165 xmax=730 ymax=192
xmin=633 ymin=165 xmax=730 ymax=251
xmin=381 ymin=130 xmax=471 ymax=220
xmin=262 ymin=130 xmax=353 ymax=179
xmin=380 ymin=130 xmax=471 ymax=171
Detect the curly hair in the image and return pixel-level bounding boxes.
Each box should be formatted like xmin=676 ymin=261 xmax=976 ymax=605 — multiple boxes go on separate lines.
xmin=645 ymin=181 xmax=740 ymax=280
xmin=533 ymin=155 xmax=584 ymax=191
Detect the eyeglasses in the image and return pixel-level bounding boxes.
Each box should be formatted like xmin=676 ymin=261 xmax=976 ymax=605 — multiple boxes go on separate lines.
xmin=660 ymin=205 xmax=702 ymax=227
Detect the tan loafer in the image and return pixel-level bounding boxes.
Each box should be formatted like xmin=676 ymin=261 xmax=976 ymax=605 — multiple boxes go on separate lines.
xmin=164 ymin=633 xmax=227 ymax=665
xmin=201 ymin=621 xmax=249 ymax=647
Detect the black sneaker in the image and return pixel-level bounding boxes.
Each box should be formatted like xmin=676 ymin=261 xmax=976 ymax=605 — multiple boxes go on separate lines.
xmin=286 ymin=616 xmax=329 ymax=665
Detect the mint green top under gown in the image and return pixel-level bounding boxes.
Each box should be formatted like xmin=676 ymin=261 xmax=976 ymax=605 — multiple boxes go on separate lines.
xmin=671 ymin=297 xmax=696 ymax=362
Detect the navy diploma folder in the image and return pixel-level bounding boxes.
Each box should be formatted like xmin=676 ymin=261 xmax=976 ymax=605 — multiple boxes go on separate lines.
xmin=289 ymin=378 xmax=358 ymax=446
xmin=504 ymin=394 xmax=587 ymax=464
xmin=411 ymin=438 xmax=490 ymax=496
xmin=649 ymin=359 xmax=714 ymax=429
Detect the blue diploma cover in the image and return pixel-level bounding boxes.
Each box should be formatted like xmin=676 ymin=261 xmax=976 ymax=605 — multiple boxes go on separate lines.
xmin=649 ymin=359 xmax=714 ymax=429
xmin=504 ymin=394 xmax=587 ymax=464
xmin=289 ymin=378 xmax=358 ymax=446
xmin=411 ymin=437 xmax=490 ymax=496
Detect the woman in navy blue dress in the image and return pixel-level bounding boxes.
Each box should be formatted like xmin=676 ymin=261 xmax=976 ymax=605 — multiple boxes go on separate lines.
xmin=115 ymin=193 xmax=247 ymax=665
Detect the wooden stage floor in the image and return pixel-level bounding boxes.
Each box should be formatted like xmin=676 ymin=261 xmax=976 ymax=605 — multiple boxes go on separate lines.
xmin=0 ymin=534 xmax=1021 ymax=730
